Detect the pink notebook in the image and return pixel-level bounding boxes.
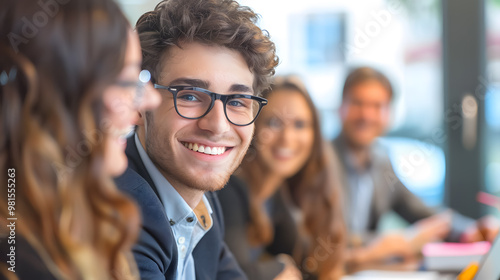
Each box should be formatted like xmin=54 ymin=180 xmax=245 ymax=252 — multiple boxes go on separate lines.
xmin=422 ymin=242 xmax=491 ymax=271
xmin=422 ymin=242 xmax=491 ymax=257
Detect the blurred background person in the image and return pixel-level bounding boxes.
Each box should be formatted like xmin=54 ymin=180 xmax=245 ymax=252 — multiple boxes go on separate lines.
xmin=0 ymin=0 xmax=160 ymax=279
xmin=334 ymin=66 xmax=499 ymax=266
xmin=218 ymin=76 xmax=346 ymax=280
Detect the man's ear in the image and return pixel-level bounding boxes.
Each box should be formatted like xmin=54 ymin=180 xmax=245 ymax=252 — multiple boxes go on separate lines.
xmin=338 ymin=102 xmax=347 ymax=120
xmin=136 ymin=111 xmax=146 ymax=127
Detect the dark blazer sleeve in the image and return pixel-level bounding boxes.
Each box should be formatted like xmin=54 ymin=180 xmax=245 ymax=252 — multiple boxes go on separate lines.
xmin=363 ymin=148 xmax=434 ymax=227
xmin=379 ymin=155 xmax=474 ymax=242
xmin=389 ymin=174 xmax=435 ymax=224
xmin=193 ymin=191 xmax=247 ymax=280
xmin=115 ymin=168 xmax=177 ymax=280
xmin=217 ymin=177 xmax=285 ymax=280
xmin=266 ymin=189 xmax=298 ymax=259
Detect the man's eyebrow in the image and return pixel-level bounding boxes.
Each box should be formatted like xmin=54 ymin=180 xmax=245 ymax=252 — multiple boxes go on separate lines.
xmin=168 ymin=78 xmax=209 ymax=88
xmin=229 ymin=84 xmax=253 ymax=94
xmin=167 ymin=78 xmax=253 ymax=94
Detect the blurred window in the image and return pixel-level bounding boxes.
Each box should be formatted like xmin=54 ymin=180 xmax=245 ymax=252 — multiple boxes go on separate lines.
xmin=485 ymin=0 xmax=500 ymax=216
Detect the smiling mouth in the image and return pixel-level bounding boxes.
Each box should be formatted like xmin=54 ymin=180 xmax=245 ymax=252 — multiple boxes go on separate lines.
xmin=182 ymin=142 xmax=229 ymax=156
xmin=275 ymin=148 xmax=294 ymax=157
xmin=272 ymin=148 xmax=297 ymax=160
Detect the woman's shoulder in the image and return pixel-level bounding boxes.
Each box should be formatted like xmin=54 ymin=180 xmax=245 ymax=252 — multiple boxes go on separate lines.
xmin=218 ymin=175 xmax=249 ymax=199
xmin=216 ymin=175 xmax=250 ymax=215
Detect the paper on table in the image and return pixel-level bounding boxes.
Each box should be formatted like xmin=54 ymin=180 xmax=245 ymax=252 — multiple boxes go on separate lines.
xmin=341 ymin=270 xmax=443 ymax=280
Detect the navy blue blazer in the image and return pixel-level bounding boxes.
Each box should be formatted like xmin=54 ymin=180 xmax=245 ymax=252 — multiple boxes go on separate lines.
xmin=115 ymin=136 xmax=247 ymax=280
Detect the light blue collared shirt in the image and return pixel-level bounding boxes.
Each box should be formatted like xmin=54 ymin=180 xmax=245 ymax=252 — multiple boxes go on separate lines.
xmin=135 ymin=134 xmax=213 ymax=279
xmin=344 ymin=150 xmax=374 ymax=235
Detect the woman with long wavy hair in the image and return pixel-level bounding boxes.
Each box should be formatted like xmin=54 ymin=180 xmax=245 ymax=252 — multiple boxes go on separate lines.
xmin=218 ymin=76 xmax=346 ymax=280
xmin=0 ymin=0 xmax=160 ymax=279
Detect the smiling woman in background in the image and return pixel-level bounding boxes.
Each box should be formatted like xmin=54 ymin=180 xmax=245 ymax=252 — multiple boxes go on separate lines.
xmin=0 ymin=0 xmax=160 ymax=279
xmin=218 ymin=76 xmax=346 ymax=280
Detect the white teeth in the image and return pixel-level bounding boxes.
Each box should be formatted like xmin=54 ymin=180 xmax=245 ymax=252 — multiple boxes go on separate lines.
xmin=276 ymin=148 xmax=293 ymax=157
xmin=183 ymin=142 xmax=226 ymax=155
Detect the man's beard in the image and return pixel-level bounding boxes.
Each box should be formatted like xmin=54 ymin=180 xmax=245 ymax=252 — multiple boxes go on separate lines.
xmin=144 ymin=120 xmax=249 ymax=192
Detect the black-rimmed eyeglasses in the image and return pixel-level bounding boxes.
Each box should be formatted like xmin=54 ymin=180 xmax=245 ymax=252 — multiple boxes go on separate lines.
xmin=154 ymin=85 xmax=268 ymax=126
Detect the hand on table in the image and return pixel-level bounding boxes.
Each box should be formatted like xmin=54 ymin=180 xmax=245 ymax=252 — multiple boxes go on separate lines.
xmin=461 ymin=215 xmax=500 ymax=243
xmin=348 ymin=212 xmax=453 ymax=264
xmin=407 ymin=211 xmax=452 ymax=251
xmin=347 ymin=232 xmax=415 ymax=264
xmin=274 ymin=254 xmax=302 ymax=280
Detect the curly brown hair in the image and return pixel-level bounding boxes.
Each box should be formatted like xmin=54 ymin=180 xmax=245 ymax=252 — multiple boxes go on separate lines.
xmin=135 ymin=0 xmax=279 ymax=94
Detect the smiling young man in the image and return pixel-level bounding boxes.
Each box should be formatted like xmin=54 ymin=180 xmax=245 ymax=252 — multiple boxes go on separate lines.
xmin=114 ymin=0 xmax=278 ymax=279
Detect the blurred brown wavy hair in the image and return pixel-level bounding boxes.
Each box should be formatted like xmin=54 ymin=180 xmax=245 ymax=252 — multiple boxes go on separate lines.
xmin=0 ymin=0 xmax=139 ymax=279
xmin=243 ymin=76 xmax=346 ymax=279
xmin=135 ymin=0 xmax=279 ymax=95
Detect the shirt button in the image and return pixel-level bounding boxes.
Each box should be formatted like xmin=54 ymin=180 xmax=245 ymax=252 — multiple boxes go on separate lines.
xmin=186 ymin=217 xmax=194 ymax=223
xmin=178 ymin=237 xmax=185 ymax=244
xmin=180 ymin=245 xmax=187 ymax=258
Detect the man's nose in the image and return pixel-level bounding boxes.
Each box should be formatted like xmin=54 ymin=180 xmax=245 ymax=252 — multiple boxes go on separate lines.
xmin=197 ymin=100 xmax=231 ymax=134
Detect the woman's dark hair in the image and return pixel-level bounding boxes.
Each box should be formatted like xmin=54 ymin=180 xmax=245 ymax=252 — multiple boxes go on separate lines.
xmin=242 ymin=76 xmax=346 ymax=278
xmin=135 ymin=0 xmax=279 ymax=94
xmin=0 ymin=0 xmax=139 ymax=278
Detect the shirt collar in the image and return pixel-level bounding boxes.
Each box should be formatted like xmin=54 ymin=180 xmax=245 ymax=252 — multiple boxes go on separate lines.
xmin=337 ymin=134 xmax=376 ymax=174
xmin=196 ymin=196 xmax=213 ymax=231
xmin=135 ymin=133 xmax=197 ymax=224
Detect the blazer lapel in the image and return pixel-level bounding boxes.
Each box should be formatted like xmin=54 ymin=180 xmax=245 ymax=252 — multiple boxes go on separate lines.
xmin=124 ymin=135 xmax=161 ymax=199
